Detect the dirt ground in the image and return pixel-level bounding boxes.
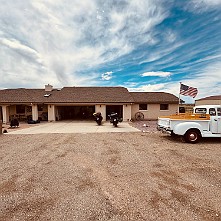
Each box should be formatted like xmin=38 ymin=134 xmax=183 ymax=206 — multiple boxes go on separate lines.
xmin=0 ymin=124 xmax=221 ymax=220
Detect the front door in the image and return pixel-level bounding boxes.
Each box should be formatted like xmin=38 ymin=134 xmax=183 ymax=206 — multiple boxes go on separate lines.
xmin=217 ymin=116 xmax=221 ymax=133
xmin=210 ymin=116 xmax=219 ymax=133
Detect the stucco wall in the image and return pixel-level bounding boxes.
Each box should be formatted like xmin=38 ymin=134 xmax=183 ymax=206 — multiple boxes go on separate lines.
xmin=123 ymin=104 xmax=132 ymax=121
xmin=48 ymin=105 xmax=55 ymax=121
xmin=195 ymin=100 xmax=221 ymax=106
xmin=95 ymin=105 xmax=106 ymax=121
xmin=9 ymin=105 xmax=16 ymax=116
xmin=131 ymin=103 xmax=178 ymax=120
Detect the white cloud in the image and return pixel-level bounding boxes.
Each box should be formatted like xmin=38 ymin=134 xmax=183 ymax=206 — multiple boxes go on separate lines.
xmin=0 ymin=0 xmax=169 ymax=88
xmin=129 ymin=83 xmax=166 ymax=92
xmin=0 ymin=38 xmax=43 ymax=64
xmin=186 ymin=0 xmax=221 ymax=12
xmin=101 ymin=71 xmax=113 ymax=80
xmin=192 ymin=0 xmax=221 ymax=6
xmin=141 ymin=71 xmax=171 ymax=77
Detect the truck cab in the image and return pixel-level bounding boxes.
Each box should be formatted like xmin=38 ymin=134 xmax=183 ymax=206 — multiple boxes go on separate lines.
xmin=194 ymin=105 xmax=221 ymax=134
xmin=157 ymin=105 xmax=221 ymax=143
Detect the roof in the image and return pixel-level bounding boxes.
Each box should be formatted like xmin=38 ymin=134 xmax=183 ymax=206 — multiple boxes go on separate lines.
xmin=0 ymin=87 xmax=134 ymax=104
xmin=194 ymin=105 xmax=221 ymax=108
xmin=0 ymin=87 xmax=180 ymax=104
xmin=130 ymin=92 xmax=179 ymax=104
xmin=196 ymin=95 xmax=221 ymax=101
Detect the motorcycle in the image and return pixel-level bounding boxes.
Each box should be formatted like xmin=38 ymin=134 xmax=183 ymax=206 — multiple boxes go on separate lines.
xmin=93 ymin=112 xmax=103 ymax=125
xmin=108 ymin=112 xmax=122 ymax=127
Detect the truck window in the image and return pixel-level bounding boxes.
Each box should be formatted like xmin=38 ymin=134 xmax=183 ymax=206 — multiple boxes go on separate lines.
xmin=209 ymin=108 xmax=216 ymax=116
xmin=195 ymin=108 xmax=207 ymax=114
xmin=217 ymin=108 xmax=221 ymax=116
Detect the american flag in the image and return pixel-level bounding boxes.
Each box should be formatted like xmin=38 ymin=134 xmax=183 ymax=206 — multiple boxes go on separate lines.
xmin=180 ymin=83 xmax=198 ymax=98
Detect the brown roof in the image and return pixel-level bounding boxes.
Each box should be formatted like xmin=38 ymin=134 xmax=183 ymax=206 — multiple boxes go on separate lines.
xmin=196 ymin=95 xmax=221 ymax=101
xmin=0 ymin=87 xmax=134 ymax=104
xmin=130 ymin=92 xmax=179 ymax=104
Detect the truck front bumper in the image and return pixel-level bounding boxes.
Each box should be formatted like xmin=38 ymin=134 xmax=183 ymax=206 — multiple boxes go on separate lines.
xmin=157 ymin=125 xmax=172 ymax=134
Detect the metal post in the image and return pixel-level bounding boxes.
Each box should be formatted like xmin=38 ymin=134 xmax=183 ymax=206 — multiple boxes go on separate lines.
xmin=178 ymin=82 xmax=181 ymax=114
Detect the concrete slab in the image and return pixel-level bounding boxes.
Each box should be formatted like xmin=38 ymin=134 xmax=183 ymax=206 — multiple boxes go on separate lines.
xmin=7 ymin=121 xmax=140 ymax=134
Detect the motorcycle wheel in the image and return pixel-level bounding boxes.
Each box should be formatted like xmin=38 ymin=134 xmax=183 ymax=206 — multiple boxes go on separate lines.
xmin=113 ymin=121 xmax=118 ymax=127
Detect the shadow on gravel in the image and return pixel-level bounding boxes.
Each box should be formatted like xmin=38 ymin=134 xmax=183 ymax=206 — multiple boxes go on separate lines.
xmin=161 ymin=134 xmax=221 ymax=144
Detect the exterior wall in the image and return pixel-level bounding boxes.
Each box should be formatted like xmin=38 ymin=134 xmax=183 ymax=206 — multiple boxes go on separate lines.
xmin=131 ymin=103 xmax=178 ymax=120
xmin=123 ymin=104 xmax=132 ymax=121
xmin=48 ymin=105 xmax=56 ymax=121
xmin=195 ymin=99 xmax=221 ymax=106
xmin=9 ymin=105 xmax=16 ymax=116
xmin=95 ymin=105 xmax=106 ymax=121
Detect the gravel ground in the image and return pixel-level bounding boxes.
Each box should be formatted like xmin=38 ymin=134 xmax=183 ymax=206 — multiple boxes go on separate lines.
xmin=129 ymin=120 xmax=158 ymax=133
xmin=0 ymin=123 xmax=221 ymax=221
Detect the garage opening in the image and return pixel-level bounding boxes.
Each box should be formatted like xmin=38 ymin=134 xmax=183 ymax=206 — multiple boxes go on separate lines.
xmin=57 ymin=106 xmax=95 ymax=120
xmin=106 ymin=105 xmax=123 ymax=120
xmin=0 ymin=106 xmax=2 ymax=121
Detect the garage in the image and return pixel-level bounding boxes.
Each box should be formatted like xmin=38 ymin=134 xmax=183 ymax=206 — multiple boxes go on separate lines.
xmin=57 ymin=106 xmax=95 ymax=120
xmin=106 ymin=105 xmax=123 ymax=120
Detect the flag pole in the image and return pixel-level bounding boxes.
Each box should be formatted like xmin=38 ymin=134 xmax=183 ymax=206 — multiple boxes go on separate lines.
xmin=178 ymin=82 xmax=181 ymax=114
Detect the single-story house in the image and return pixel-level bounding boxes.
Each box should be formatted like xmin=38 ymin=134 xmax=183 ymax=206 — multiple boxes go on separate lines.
xmin=195 ymin=95 xmax=221 ymax=106
xmin=130 ymin=92 xmax=179 ymax=119
xmin=0 ymin=85 xmax=179 ymax=124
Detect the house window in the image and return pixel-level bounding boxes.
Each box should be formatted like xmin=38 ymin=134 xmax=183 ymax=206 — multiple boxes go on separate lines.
xmin=160 ymin=104 xmax=169 ymax=110
xmin=139 ymin=104 xmax=148 ymax=110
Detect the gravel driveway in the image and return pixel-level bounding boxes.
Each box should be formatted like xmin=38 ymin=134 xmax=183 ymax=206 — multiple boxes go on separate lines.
xmin=0 ymin=125 xmax=221 ymax=220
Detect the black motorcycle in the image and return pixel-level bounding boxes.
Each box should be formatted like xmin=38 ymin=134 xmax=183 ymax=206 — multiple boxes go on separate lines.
xmin=108 ymin=112 xmax=122 ymax=127
xmin=93 ymin=112 xmax=103 ymax=125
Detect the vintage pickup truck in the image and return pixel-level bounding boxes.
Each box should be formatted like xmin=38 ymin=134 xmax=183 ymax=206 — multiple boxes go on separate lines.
xmin=157 ymin=105 xmax=221 ymax=143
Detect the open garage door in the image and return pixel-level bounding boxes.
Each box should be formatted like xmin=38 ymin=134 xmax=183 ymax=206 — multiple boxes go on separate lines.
xmin=57 ymin=106 xmax=95 ymax=120
xmin=0 ymin=106 xmax=2 ymax=122
xmin=106 ymin=105 xmax=123 ymax=120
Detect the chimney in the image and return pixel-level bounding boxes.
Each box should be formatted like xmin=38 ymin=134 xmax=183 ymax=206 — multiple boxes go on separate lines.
xmin=45 ymin=84 xmax=53 ymax=92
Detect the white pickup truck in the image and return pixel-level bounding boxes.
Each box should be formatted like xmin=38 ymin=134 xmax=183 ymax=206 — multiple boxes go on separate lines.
xmin=157 ymin=105 xmax=221 ymax=143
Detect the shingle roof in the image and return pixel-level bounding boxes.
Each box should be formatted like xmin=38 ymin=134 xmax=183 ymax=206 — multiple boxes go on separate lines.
xmin=130 ymin=92 xmax=179 ymax=104
xmin=0 ymin=87 xmax=134 ymax=103
xmin=196 ymin=95 xmax=221 ymax=101
xmin=0 ymin=87 xmax=180 ymax=104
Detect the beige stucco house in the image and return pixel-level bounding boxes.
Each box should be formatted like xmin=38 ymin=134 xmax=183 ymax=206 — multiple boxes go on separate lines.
xmin=130 ymin=92 xmax=179 ymax=120
xmin=0 ymin=85 xmax=179 ymax=124
xmin=195 ymin=95 xmax=221 ymax=106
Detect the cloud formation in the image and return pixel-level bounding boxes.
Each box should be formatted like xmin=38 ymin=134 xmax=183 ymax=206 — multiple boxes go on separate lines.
xmin=101 ymin=71 xmax=113 ymax=80
xmin=0 ymin=0 xmax=221 ymax=103
xmin=141 ymin=71 xmax=171 ymax=77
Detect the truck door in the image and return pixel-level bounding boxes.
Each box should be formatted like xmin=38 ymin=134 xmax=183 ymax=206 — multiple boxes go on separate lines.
xmin=217 ymin=108 xmax=221 ymax=133
xmin=209 ymin=108 xmax=219 ymax=133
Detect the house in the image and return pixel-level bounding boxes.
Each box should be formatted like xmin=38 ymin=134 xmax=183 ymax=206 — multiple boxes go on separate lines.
xmin=195 ymin=95 xmax=221 ymax=106
xmin=0 ymin=85 xmax=179 ymax=123
xmin=130 ymin=92 xmax=179 ymax=120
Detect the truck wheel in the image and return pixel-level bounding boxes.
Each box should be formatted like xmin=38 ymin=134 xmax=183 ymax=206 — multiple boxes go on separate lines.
xmin=184 ymin=129 xmax=201 ymax=144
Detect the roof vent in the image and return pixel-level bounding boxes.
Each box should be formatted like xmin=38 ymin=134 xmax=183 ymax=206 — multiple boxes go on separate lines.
xmin=45 ymin=84 xmax=53 ymax=91
xmin=44 ymin=93 xmax=51 ymax=97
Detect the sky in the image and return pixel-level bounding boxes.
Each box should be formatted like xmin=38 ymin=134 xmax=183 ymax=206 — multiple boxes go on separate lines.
xmin=0 ymin=0 xmax=221 ymax=103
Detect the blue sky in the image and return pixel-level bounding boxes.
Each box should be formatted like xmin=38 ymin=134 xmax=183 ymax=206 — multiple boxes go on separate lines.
xmin=0 ymin=0 xmax=221 ymax=103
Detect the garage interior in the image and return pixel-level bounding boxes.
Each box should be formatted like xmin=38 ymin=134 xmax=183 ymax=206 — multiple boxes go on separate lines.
xmin=106 ymin=105 xmax=123 ymax=120
xmin=57 ymin=106 xmax=95 ymax=120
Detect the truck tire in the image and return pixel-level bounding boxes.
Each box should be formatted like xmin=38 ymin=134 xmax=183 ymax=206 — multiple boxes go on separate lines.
xmin=184 ymin=129 xmax=201 ymax=144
